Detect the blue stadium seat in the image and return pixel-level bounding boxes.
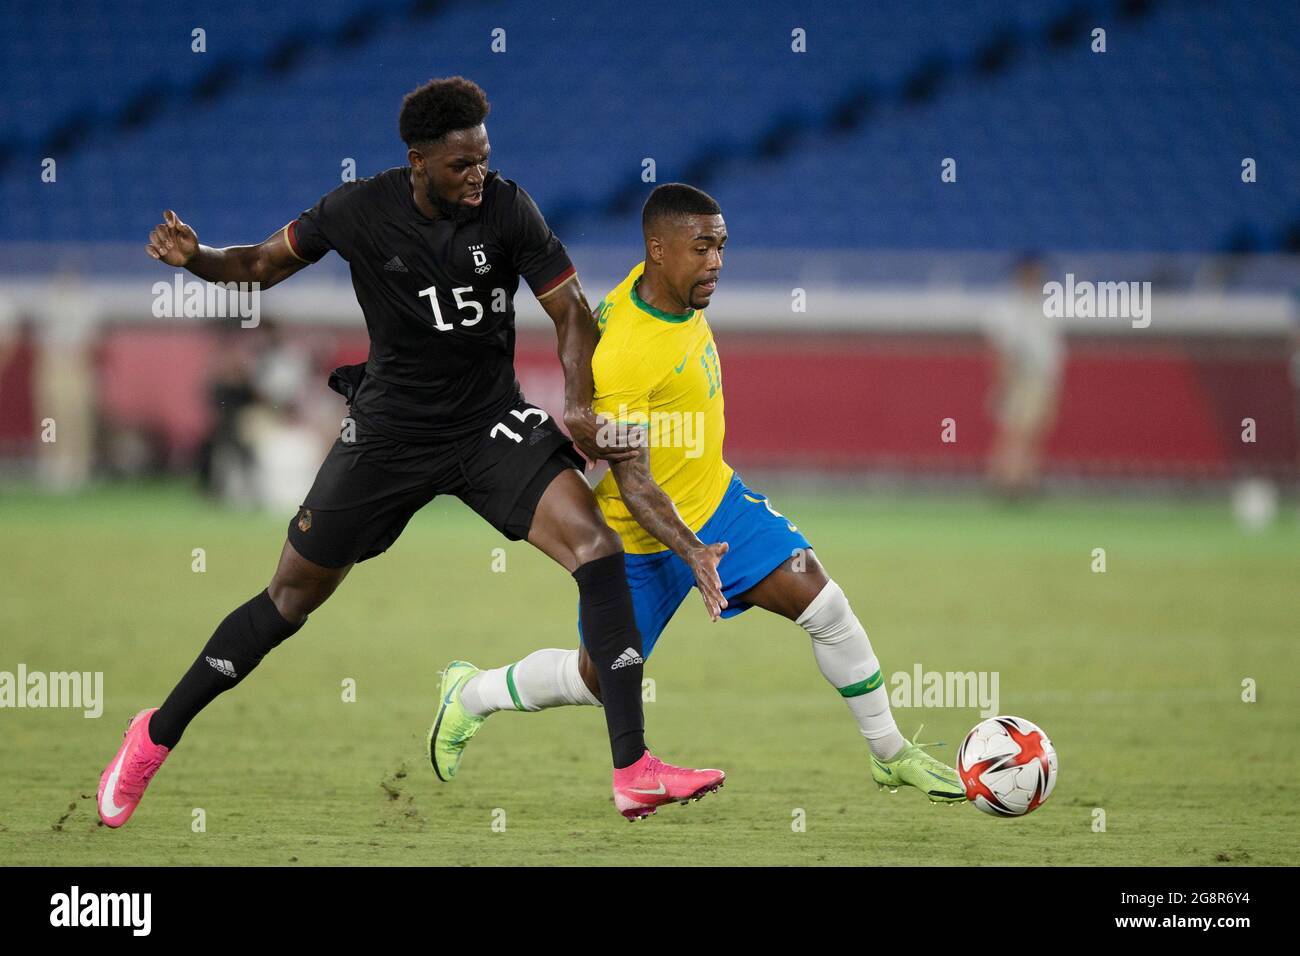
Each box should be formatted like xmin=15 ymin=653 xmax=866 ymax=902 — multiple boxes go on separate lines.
xmin=2 ymin=0 xmax=1297 ymax=251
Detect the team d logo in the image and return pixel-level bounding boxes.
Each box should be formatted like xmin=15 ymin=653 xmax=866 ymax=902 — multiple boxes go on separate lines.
xmin=469 ymin=243 xmax=491 ymax=275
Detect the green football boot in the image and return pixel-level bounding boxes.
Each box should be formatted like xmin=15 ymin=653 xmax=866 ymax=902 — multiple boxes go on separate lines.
xmin=427 ymin=661 xmax=485 ymax=782
xmin=870 ymin=725 xmax=966 ymax=804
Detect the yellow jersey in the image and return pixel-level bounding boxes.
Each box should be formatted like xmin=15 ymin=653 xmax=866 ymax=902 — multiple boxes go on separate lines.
xmin=591 ymin=262 xmax=733 ymax=554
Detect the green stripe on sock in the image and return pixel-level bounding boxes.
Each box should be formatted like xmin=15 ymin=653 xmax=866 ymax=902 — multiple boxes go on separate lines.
xmin=505 ymin=664 xmax=525 ymax=711
xmin=838 ymin=669 xmax=883 ymax=698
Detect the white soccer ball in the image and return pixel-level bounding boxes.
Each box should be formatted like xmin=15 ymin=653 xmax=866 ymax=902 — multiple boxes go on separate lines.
xmin=957 ymin=715 xmax=1057 ymax=817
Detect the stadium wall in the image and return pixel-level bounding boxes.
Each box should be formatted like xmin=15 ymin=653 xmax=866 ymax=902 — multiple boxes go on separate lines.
xmin=0 ymin=253 xmax=1295 ymax=483
xmin=0 ymin=315 xmax=1295 ymax=486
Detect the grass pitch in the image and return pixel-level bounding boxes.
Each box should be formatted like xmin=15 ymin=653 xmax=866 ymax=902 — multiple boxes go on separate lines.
xmin=1 ymin=481 xmax=1297 ymax=866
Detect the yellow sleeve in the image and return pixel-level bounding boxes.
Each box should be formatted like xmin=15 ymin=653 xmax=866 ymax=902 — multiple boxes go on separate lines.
xmin=592 ymin=346 xmax=659 ymax=427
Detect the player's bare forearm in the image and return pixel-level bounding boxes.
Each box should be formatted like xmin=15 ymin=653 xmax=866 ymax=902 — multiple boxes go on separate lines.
xmin=611 ymin=453 xmax=703 ymax=559
xmin=540 ymin=278 xmax=597 ymax=413
xmin=540 ymin=278 xmax=636 ymax=461
xmin=146 ymin=210 xmax=307 ymax=289
xmin=186 ymin=244 xmax=274 ymax=286
xmin=612 ymin=450 xmax=728 ymax=620
xmin=187 ymin=234 xmax=306 ymax=289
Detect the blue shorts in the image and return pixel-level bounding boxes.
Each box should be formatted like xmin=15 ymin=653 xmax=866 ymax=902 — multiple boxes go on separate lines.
xmin=578 ymin=473 xmax=812 ymax=658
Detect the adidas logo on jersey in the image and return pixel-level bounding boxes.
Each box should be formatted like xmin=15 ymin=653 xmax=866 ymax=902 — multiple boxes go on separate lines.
xmin=610 ymin=647 xmax=643 ymax=670
xmin=383 ymin=256 xmax=408 ymax=273
xmin=205 ymin=656 xmax=237 ymax=679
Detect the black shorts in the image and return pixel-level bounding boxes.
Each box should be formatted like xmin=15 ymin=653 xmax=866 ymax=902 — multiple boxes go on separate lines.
xmin=287 ymin=395 xmax=585 ymax=569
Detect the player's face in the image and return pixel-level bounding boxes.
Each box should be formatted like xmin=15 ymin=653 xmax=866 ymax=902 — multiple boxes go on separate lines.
xmin=659 ymin=215 xmax=726 ymax=310
xmin=412 ymin=125 xmax=491 ymax=211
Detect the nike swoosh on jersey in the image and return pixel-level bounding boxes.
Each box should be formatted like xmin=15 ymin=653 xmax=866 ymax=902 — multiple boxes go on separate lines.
xmin=673 ymin=354 xmax=689 ymax=374
xmin=101 ymin=752 xmax=130 ymax=817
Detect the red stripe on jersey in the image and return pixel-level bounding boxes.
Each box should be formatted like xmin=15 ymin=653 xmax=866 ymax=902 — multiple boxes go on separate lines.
xmin=534 ymin=264 xmax=577 ymax=298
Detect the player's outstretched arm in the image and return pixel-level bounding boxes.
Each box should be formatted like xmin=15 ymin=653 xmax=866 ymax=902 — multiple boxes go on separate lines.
xmin=609 ymin=445 xmax=729 ymax=621
xmin=538 ymin=279 xmax=638 ymax=463
xmin=145 ymin=209 xmax=310 ymax=290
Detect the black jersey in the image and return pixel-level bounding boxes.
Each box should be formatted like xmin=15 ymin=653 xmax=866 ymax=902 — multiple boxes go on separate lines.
xmin=286 ymin=166 xmax=576 ymax=442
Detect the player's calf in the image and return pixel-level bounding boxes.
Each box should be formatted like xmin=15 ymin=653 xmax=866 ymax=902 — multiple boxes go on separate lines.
xmin=432 ymin=650 xmax=600 ymax=781
xmin=526 ymin=470 xmax=648 ymax=769
xmin=460 ymin=648 xmax=600 ymax=717
xmin=795 ymin=578 xmax=910 ymax=762
xmin=785 ymin=580 xmax=961 ymax=806
xmin=148 ymin=542 xmax=340 ymax=748
xmin=147 ymin=588 xmax=306 ymax=748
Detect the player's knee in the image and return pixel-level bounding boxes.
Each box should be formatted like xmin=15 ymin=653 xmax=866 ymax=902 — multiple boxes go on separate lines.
xmin=793 ymin=548 xmax=826 ymax=578
xmin=267 ymin=581 xmax=309 ymax=625
xmin=267 ymin=573 xmax=334 ymax=625
xmin=269 ymin=542 xmax=349 ymax=623
xmin=570 ymin=523 xmax=623 ymax=568
xmin=796 ymin=579 xmax=856 ymax=642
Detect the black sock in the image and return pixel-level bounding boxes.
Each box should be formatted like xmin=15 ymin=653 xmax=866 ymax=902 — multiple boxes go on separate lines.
xmin=574 ymin=552 xmax=646 ymax=769
xmin=149 ymin=590 xmax=304 ymax=748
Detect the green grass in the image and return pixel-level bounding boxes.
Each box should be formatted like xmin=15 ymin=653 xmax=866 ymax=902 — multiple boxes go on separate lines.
xmin=1 ymin=481 xmax=1297 ymax=865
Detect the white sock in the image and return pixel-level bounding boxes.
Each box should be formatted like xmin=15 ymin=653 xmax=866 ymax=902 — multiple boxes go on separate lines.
xmin=460 ymin=648 xmax=600 ymax=717
xmin=796 ymin=579 xmax=907 ymax=761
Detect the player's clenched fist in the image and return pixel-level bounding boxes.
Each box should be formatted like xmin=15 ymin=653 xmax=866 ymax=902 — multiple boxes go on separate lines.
xmin=145 ymin=209 xmax=198 ymax=266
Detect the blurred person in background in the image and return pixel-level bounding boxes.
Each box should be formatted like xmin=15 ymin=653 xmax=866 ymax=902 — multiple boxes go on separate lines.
xmin=34 ymin=271 xmax=98 ymax=491
xmin=0 ymin=293 xmax=18 ymax=385
xmin=196 ymin=322 xmax=258 ymax=504
xmin=983 ymin=252 xmax=1064 ymax=499
xmin=205 ymin=316 xmax=330 ymax=512
xmin=238 ymin=318 xmax=329 ymax=512
xmin=199 ymin=319 xmax=335 ymax=510
xmin=1290 ymin=287 xmax=1300 ymax=492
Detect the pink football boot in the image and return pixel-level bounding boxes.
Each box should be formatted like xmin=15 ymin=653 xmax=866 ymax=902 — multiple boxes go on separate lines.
xmin=97 ymin=708 xmax=170 ymax=828
xmin=612 ymin=750 xmax=725 ymax=821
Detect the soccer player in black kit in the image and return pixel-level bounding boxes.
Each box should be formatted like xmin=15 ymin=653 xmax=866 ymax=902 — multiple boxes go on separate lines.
xmin=97 ymin=77 xmax=724 ymax=828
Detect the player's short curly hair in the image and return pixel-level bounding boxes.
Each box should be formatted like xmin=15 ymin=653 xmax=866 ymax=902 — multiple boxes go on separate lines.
xmin=399 ymin=77 xmax=490 ymax=148
xmin=642 ymin=183 xmax=722 ymax=233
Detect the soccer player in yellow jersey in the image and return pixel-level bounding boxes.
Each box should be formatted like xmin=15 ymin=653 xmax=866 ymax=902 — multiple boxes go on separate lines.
xmin=433 ymin=185 xmax=964 ymax=817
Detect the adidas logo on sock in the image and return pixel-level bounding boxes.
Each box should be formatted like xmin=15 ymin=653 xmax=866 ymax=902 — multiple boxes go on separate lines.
xmin=205 ymin=656 xmax=238 ymax=679
xmin=610 ymin=647 xmax=643 ymax=670
xmin=383 ymin=255 xmax=408 ymax=272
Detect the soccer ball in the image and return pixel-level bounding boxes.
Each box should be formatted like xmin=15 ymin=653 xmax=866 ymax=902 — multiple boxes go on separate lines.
xmin=957 ymin=715 xmax=1057 ymax=817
